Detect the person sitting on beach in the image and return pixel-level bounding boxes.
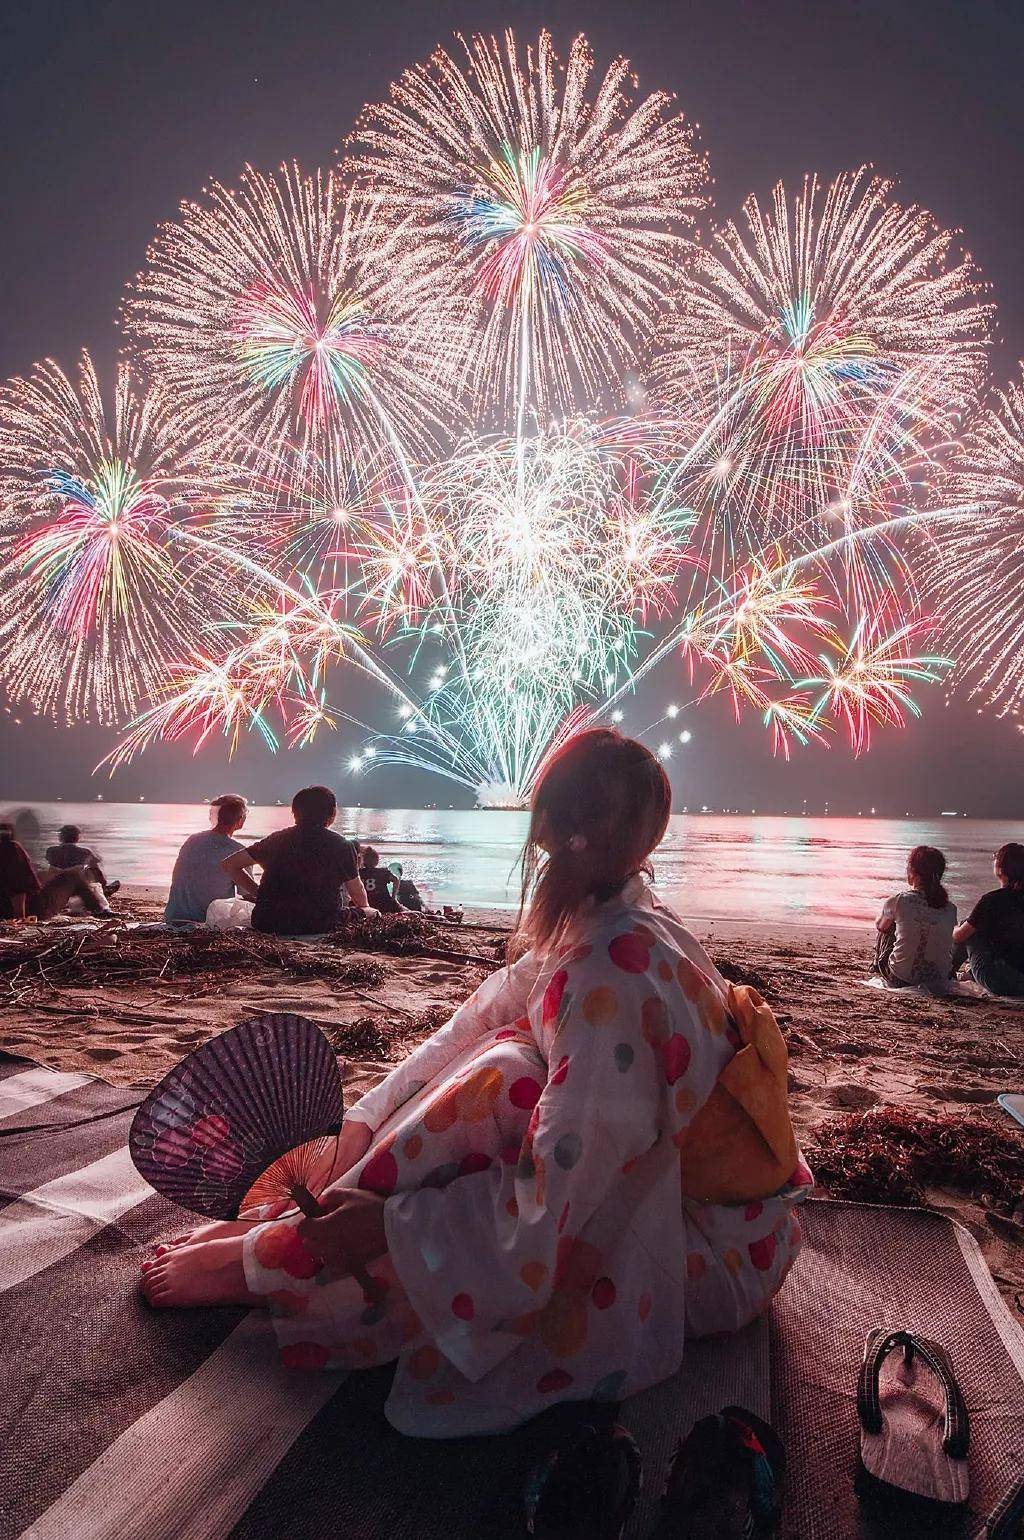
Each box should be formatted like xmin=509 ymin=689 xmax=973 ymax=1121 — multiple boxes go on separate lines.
xmin=164 ymin=795 xmax=249 ymax=926
xmin=46 ymin=824 xmax=120 ymax=899
xmin=952 ymin=841 xmax=1024 ymax=997
xmin=874 ymin=845 xmax=956 ymax=988
xmin=0 ymin=822 xmax=114 ymax=922
xmin=142 ymin=729 xmax=810 ymax=1439
xmin=359 ymin=846 xmax=403 ymax=914
xmin=221 ymin=785 xmax=368 ymax=936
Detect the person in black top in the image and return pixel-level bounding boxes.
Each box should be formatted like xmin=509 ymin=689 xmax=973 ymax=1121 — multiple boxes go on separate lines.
xmin=952 ymin=841 xmax=1024 ymax=997
xmin=221 ymin=785 xmax=367 ymax=936
xmin=46 ymin=824 xmax=120 ymax=897
xmin=359 ymin=846 xmax=403 ymax=913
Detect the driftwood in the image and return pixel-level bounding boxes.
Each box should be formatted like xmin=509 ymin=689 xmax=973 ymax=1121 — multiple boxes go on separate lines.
xmin=0 ymin=911 xmax=496 ymax=1014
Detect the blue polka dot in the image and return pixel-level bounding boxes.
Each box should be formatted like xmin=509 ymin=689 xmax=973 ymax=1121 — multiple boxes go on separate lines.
xmin=614 ymin=1043 xmax=634 ymax=1073
xmin=423 ymin=1161 xmax=460 ymax=1189
xmin=517 ymin=1151 xmax=536 ymax=1181
xmin=593 ymin=1369 xmax=628 ymax=1401
xmin=554 ymin=1132 xmax=582 ymax=1170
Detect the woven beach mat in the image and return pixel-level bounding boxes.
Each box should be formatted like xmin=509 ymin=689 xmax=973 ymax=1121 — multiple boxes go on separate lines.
xmin=3 ymin=1062 xmax=1022 ymax=1540
xmin=770 ymin=1199 xmax=1024 ymax=1539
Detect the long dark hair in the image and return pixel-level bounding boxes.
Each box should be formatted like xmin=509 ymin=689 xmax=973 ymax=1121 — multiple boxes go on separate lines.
xmin=516 ymin=729 xmax=672 ymax=955
xmin=907 ymin=845 xmax=949 ymax=909
xmin=996 ymin=842 xmax=1024 ymax=889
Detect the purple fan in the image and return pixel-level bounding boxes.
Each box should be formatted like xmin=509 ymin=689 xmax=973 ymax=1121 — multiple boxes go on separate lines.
xmin=130 ymin=1014 xmax=344 ymax=1221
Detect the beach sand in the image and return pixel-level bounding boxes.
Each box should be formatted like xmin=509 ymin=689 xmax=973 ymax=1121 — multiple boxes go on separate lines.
xmin=2 ymin=886 xmax=1022 ymax=1303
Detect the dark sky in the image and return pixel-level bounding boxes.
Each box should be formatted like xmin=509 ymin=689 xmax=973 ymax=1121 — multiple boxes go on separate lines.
xmin=1 ymin=0 xmax=1023 ymax=814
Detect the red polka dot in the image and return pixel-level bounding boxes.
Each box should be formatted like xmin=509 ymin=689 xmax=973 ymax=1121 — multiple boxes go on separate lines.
xmin=609 ymin=933 xmax=651 ymax=973
xmin=542 ymin=969 xmax=569 ymax=1025
xmin=509 ymin=1076 xmax=543 ymax=1110
xmin=494 ymin=1028 xmax=519 ymax=1040
xmin=458 ymin=1151 xmax=493 ymax=1177
xmin=661 ymin=1033 xmax=692 ymax=1085
xmin=557 ymin=1202 xmax=570 ymax=1232
xmin=537 ymin=1368 xmax=573 ymax=1394
xmin=749 ymin=1234 xmax=777 ymax=1272
xmin=550 ymin=1055 xmax=570 ymax=1086
xmin=744 ymin=1201 xmax=763 ymax=1222
xmin=425 ymin=1388 xmax=456 ymax=1406
xmin=500 ymin=1143 xmax=520 ymax=1165
xmin=506 ymin=1196 xmax=519 ymax=1218
xmin=592 ymin=1277 xmax=616 ymax=1309
xmin=359 ymin=1148 xmax=398 ymax=1195
xmin=451 ymin=1292 xmax=475 ymax=1320
xmin=280 ymin=1341 xmax=330 ymax=1370
xmin=638 ymin=1292 xmax=652 ymax=1321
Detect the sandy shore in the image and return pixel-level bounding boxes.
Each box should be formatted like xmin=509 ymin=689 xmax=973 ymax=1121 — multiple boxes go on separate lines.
xmin=2 ymin=885 xmax=1022 ymax=1303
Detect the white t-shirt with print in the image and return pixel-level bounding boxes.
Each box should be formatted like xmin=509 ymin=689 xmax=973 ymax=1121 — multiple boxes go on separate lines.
xmin=881 ymin=888 xmax=956 ymax=985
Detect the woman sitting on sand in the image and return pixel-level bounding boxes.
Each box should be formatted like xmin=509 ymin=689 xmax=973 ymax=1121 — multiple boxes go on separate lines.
xmin=142 ymin=730 xmax=811 ymax=1437
xmin=874 ymin=845 xmax=956 ymax=989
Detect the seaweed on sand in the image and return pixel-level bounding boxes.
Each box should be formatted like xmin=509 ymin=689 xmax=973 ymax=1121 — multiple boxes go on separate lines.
xmin=806 ymin=1106 xmax=1024 ymax=1211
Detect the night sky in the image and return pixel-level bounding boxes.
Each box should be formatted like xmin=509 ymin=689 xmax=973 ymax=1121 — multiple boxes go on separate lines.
xmin=2 ymin=0 xmax=1022 ymax=814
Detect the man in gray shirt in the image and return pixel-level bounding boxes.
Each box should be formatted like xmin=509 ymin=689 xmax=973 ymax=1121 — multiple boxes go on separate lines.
xmin=164 ymin=795 xmax=249 ymax=924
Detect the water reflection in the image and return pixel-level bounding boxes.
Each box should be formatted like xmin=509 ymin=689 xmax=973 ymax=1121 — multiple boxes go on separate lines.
xmin=3 ymin=802 xmax=1020 ymax=928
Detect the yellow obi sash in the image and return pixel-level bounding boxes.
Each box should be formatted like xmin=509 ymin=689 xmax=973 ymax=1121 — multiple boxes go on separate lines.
xmin=677 ymin=983 xmax=799 ymax=1204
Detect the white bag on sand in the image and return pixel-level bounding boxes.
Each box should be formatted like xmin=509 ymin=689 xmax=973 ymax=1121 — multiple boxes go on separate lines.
xmin=206 ymin=896 xmax=254 ymax=931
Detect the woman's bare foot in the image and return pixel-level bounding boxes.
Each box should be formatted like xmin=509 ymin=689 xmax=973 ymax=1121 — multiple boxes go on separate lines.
xmin=152 ymin=1217 xmax=259 ymax=1256
xmin=140 ymin=1236 xmax=262 ymax=1309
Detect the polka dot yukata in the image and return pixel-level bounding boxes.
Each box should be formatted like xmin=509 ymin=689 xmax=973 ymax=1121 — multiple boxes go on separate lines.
xmin=243 ymin=876 xmax=811 ymax=1436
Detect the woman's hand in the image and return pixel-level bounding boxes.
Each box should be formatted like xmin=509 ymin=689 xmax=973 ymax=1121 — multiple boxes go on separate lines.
xmin=298 ymin=1187 xmax=387 ymax=1273
xmin=300 ymin=1121 xmax=374 ymax=1204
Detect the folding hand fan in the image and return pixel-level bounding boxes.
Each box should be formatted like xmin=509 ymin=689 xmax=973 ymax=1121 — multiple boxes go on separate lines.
xmin=130 ymin=1013 xmax=381 ymax=1299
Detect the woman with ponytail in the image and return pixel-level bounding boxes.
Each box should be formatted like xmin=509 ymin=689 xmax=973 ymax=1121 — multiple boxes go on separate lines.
xmin=875 ymin=845 xmax=956 ymax=988
xmin=143 ymin=730 xmax=810 ymax=1438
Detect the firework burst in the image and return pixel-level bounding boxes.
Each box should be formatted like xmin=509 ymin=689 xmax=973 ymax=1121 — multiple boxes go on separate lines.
xmin=653 ymin=168 xmax=991 ymax=545
xmin=126 ymin=163 xmax=467 ymax=487
xmin=350 ymin=30 xmax=707 ymax=419
xmin=920 ymin=368 xmax=1024 ymax=720
xmin=0 ymin=351 xmax=215 ymax=721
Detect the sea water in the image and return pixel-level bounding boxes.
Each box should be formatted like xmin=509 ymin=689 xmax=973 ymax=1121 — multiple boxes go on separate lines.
xmin=5 ymin=802 xmax=1021 ymax=928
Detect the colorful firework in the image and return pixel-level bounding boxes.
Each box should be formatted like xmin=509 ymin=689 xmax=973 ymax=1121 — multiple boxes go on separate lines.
xmin=126 ymin=163 xmax=467 ymax=487
xmin=2 ymin=33 xmax=994 ymax=788
xmin=0 ymin=351 xmax=215 ymax=722
xmin=653 ymin=168 xmax=991 ymax=545
xmin=920 ymin=368 xmax=1024 ymax=719
xmin=799 ymin=611 xmax=952 ymax=756
xmin=350 ymin=419 xmax=697 ymax=803
xmin=350 ymin=30 xmax=707 ymax=420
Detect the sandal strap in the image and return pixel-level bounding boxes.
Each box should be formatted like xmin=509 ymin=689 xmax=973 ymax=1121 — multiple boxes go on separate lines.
xmin=986 ymin=1471 xmax=1024 ymax=1538
xmin=857 ymin=1329 xmax=970 ymax=1459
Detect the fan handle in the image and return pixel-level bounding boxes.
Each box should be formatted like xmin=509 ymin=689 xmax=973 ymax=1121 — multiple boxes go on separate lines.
xmin=288 ymin=1183 xmax=386 ymax=1305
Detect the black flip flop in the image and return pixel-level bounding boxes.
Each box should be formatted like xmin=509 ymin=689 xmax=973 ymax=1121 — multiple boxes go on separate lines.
xmin=523 ymin=1417 xmax=642 ymax=1539
xmin=659 ymin=1405 xmax=786 ymax=1537
xmin=986 ymin=1470 xmax=1024 ymax=1538
xmin=857 ymin=1328 xmax=970 ymax=1508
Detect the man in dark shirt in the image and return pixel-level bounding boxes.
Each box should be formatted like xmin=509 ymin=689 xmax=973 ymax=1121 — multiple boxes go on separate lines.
xmin=0 ymin=823 xmax=113 ymax=921
xmin=952 ymin=841 xmax=1024 ymax=997
xmin=46 ymin=824 xmax=120 ymax=897
xmin=222 ymin=786 xmax=368 ymax=936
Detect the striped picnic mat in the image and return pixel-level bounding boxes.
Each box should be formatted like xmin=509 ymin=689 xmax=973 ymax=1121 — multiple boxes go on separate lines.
xmin=2 ymin=1056 xmax=1022 ymax=1539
